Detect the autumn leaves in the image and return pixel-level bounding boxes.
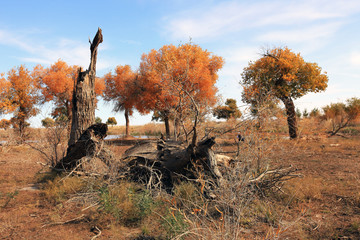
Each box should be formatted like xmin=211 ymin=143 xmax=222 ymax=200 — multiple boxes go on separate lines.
xmin=0 ymin=65 xmax=40 ymax=138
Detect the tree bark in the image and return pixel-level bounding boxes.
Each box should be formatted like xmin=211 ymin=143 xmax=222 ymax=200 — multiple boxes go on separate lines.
xmin=56 ymin=123 xmax=108 ymax=169
xmin=125 ymin=108 xmax=130 ymax=136
xmin=68 ymin=28 xmax=103 ymax=147
xmin=164 ymin=112 xmax=170 ymax=139
xmin=280 ymin=96 xmax=298 ymax=139
xmin=122 ymin=137 xmax=224 ymax=190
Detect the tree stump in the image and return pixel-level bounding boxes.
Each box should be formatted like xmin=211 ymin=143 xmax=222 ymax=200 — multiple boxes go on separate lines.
xmin=55 ymin=123 xmax=109 ymax=170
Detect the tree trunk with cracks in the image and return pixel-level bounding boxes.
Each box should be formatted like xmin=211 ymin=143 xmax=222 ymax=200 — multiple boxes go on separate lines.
xmin=68 ymin=28 xmax=103 ymax=147
xmin=121 ymin=137 xmax=224 ymax=192
xmin=280 ymin=96 xmax=298 ymax=139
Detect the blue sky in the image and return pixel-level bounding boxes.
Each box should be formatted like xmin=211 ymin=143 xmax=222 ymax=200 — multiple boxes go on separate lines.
xmin=1 ymin=0 xmax=360 ymax=127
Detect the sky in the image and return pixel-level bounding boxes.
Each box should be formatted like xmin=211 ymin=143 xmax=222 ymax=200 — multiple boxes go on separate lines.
xmin=1 ymin=0 xmax=360 ymax=127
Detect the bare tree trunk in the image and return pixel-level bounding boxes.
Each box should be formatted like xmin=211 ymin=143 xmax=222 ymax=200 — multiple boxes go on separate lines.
xmin=68 ymin=28 xmax=103 ymax=147
xmin=125 ymin=108 xmax=130 ymax=137
xmin=280 ymin=96 xmax=298 ymax=139
xmin=164 ymin=111 xmax=170 ymax=139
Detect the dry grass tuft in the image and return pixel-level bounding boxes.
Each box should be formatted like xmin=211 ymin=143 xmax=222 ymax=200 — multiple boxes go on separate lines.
xmin=43 ymin=175 xmax=87 ymax=204
xmin=285 ymin=177 xmax=324 ymax=202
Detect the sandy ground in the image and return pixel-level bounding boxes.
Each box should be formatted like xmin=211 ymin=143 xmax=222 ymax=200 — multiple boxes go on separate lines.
xmin=0 ymin=136 xmax=359 ymax=239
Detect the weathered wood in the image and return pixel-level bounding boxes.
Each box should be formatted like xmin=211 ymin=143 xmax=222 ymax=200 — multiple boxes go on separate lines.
xmin=121 ymin=137 xmax=224 ymax=191
xmin=68 ymin=28 xmax=103 ymax=147
xmin=280 ymin=96 xmax=298 ymax=139
xmin=56 ymin=123 xmax=108 ymax=169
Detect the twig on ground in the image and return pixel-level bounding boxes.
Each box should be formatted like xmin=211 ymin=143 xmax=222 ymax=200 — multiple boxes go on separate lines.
xmin=90 ymin=226 xmax=102 ymax=240
xmin=81 ymin=202 xmax=100 ymax=212
xmin=41 ymin=214 xmax=86 ymax=228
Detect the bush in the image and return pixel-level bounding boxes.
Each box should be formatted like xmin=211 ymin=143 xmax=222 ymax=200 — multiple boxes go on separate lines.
xmin=322 ymin=97 xmax=360 ymax=135
xmin=173 ymin=182 xmax=204 ymax=209
xmin=161 ymin=208 xmax=189 ymax=238
xmin=98 ymin=182 xmax=154 ymax=226
xmin=95 ymin=117 xmax=102 ymax=124
xmin=41 ymin=117 xmax=55 ymax=128
xmin=106 ymin=117 xmax=117 ymax=126
xmin=340 ymin=127 xmax=360 ymax=136
xmin=0 ymin=119 xmax=11 ymax=130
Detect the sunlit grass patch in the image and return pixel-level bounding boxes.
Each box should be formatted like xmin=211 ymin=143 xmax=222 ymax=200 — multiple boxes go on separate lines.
xmin=42 ymin=175 xmax=87 ymax=204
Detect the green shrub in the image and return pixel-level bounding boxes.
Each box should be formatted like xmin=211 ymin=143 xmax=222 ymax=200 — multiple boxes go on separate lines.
xmin=161 ymin=208 xmax=189 ymax=239
xmin=98 ymin=182 xmax=155 ymax=226
xmin=173 ymin=182 xmax=204 ymax=209
xmin=340 ymin=127 xmax=360 ymax=136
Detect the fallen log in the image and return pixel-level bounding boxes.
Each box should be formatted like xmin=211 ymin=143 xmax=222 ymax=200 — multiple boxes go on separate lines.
xmin=121 ymin=137 xmax=225 ymax=192
xmin=56 ymin=123 xmax=226 ymax=195
xmin=55 ymin=123 xmax=110 ymax=170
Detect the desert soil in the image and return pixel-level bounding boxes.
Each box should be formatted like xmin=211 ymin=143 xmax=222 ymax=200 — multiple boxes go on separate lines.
xmin=0 ymin=136 xmax=359 ymax=239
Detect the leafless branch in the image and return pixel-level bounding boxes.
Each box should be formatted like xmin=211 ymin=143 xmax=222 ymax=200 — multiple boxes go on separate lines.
xmin=41 ymin=214 xmax=86 ymax=228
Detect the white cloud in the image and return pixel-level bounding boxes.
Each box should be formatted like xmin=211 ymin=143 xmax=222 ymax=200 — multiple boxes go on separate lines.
xmin=0 ymin=29 xmax=115 ymax=71
xmin=0 ymin=29 xmax=35 ymax=53
xmin=163 ymin=0 xmax=360 ymax=40
xmin=257 ymin=21 xmax=343 ymax=43
xmin=350 ymin=52 xmax=360 ymax=66
xmin=218 ymin=46 xmax=259 ymax=78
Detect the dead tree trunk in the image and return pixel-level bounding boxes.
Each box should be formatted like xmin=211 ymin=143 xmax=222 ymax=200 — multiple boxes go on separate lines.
xmin=121 ymin=137 xmax=224 ymax=192
xmin=68 ymin=28 xmax=103 ymax=147
xmin=56 ymin=123 xmax=109 ymax=170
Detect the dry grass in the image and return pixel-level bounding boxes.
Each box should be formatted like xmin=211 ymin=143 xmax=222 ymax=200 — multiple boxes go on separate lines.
xmin=108 ymin=122 xmax=164 ymax=136
xmin=42 ymin=175 xmax=88 ymax=204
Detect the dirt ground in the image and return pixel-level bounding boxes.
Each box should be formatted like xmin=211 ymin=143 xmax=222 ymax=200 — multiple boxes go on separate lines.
xmin=273 ymin=136 xmax=360 ymax=239
xmin=0 ymin=135 xmax=359 ymax=239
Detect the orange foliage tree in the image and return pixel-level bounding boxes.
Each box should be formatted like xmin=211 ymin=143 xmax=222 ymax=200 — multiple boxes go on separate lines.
xmin=0 ymin=65 xmax=41 ymax=138
xmin=0 ymin=73 xmax=11 ymax=115
xmin=138 ymin=43 xmax=224 ymax=139
xmin=241 ymin=47 xmax=328 ymax=139
xmin=0 ymin=119 xmax=11 ymax=130
xmin=35 ymin=60 xmax=104 ymax=121
xmin=103 ymin=65 xmax=138 ymax=136
xmin=322 ymin=97 xmax=360 ymax=136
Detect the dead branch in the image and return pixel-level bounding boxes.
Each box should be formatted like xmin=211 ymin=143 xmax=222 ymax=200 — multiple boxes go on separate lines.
xmin=248 ymin=165 xmax=302 ymax=191
xmin=90 ymin=226 xmax=102 ymax=240
xmin=41 ymin=214 xmax=86 ymax=228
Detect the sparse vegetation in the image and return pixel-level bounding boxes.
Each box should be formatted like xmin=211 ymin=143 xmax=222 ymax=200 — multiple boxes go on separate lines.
xmin=0 ymin=118 xmax=359 ymax=239
xmin=41 ymin=117 xmax=55 ymax=128
xmin=213 ymin=98 xmax=242 ymax=120
xmin=0 ymin=29 xmax=358 ymax=240
xmin=322 ymin=97 xmax=360 ymax=136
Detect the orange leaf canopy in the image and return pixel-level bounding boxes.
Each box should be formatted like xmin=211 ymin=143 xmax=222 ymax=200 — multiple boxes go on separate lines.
xmin=0 ymin=65 xmax=40 ymax=119
xmin=103 ymin=65 xmax=137 ymax=114
xmin=241 ymin=47 xmax=328 ymax=102
xmin=138 ymin=43 xmax=224 ymax=114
